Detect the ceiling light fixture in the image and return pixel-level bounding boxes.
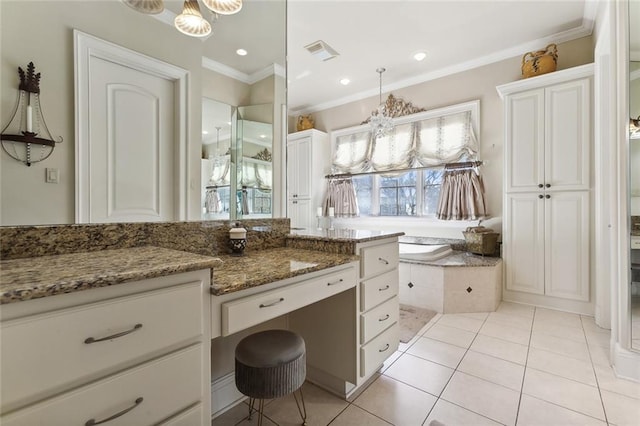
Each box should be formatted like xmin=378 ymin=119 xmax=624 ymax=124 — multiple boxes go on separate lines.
xmin=202 ymin=0 xmax=242 ymax=15
xmin=340 ymin=78 xmax=351 ymax=86
xmin=174 ymin=0 xmax=212 ymax=37
xmin=121 ymin=0 xmax=164 ymax=14
xmin=369 ymin=68 xmax=393 ymax=138
xmin=236 ymin=48 xmax=248 ymax=56
xmin=413 ymin=51 xmax=427 ymax=61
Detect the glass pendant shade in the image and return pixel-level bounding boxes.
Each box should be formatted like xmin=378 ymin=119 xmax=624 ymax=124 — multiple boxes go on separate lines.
xmin=369 ymin=68 xmax=394 ymax=138
xmin=202 ymin=0 xmax=242 ymax=15
xmin=175 ymin=0 xmax=212 ymax=37
xmin=121 ymin=0 xmax=164 ymax=14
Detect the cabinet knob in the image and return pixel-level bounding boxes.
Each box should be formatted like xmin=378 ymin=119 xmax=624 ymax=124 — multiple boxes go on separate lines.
xmin=538 ymin=194 xmax=544 ymax=199
xmin=545 ymin=183 xmax=551 ymax=188
xmin=545 ymin=194 xmax=551 ymax=199
xmin=538 ymin=184 xmax=544 ymax=188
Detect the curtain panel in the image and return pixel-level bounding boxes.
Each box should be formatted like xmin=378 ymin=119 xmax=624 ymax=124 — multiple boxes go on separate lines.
xmin=332 ymin=111 xmax=478 ymax=173
xmin=436 ymin=169 xmax=487 ymax=220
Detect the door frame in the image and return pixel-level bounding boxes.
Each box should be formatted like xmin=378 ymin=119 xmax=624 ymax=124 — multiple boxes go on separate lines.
xmin=74 ymin=29 xmax=189 ymax=223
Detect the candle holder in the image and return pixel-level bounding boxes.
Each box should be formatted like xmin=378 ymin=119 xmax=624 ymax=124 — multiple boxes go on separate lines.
xmin=229 ymin=223 xmax=247 ymax=256
xmin=1 ymin=62 xmax=62 ymax=166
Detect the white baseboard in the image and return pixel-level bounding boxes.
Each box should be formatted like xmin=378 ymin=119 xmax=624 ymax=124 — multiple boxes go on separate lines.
xmin=211 ymin=372 xmax=246 ymax=418
xmin=612 ymin=343 xmax=640 ymax=382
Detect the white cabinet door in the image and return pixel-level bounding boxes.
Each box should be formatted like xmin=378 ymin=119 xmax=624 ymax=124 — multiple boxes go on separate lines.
xmin=504 ymin=193 xmax=545 ymax=295
xmin=545 ymin=78 xmax=590 ymax=191
xmin=287 ymin=137 xmax=312 ymax=199
xmin=505 ymin=89 xmax=545 ymax=193
xmin=544 ymin=191 xmax=590 ymax=301
xmin=288 ymin=198 xmax=313 ymax=229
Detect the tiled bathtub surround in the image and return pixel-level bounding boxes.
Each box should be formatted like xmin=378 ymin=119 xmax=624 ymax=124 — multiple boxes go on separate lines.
xmin=0 ymin=219 xmax=291 ymax=260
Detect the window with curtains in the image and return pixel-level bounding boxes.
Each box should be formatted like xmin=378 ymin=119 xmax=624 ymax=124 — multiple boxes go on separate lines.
xmin=330 ymin=101 xmax=483 ymax=219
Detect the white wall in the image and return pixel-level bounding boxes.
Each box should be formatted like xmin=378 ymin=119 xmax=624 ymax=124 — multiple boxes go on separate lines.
xmin=297 ymin=36 xmax=594 ymax=239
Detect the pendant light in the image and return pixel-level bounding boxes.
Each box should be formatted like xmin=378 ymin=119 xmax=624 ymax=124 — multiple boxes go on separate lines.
xmin=175 ymin=0 xmax=212 ymax=38
xmin=121 ymin=0 xmax=164 ymax=14
xmin=369 ymin=68 xmax=394 ymax=138
xmin=202 ymin=0 xmax=242 ymax=15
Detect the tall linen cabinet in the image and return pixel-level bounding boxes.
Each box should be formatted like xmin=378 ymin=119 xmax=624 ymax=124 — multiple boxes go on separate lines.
xmin=497 ymin=64 xmax=594 ymax=314
xmin=287 ymin=129 xmax=330 ymax=229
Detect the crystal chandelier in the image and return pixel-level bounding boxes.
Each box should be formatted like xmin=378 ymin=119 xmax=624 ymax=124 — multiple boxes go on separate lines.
xmin=369 ymin=67 xmax=394 ymax=138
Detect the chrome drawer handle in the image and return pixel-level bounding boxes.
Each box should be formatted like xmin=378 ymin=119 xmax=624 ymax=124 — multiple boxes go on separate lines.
xmin=378 ymin=285 xmax=390 ymax=292
xmin=85 ymin=397 xmax=143 ymax=425
xmin=378 ymin=314 xmax=390 ymax=322
xmin=84 ymin=324 xmax=142 ymax=344
xmin=379 ymin=343 xmax=390 ymax=353
xmin=259 ymin=298 xmax=284 ymax=308
xmin=378 ymin=257 xmax=389 ymax=265
xmin=327 ymin=278 xmax=344 ymax=286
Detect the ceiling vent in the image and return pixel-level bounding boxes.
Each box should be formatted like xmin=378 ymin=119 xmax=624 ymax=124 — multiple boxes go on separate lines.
xmin=304 ymin=40 xmax=340 ymax=62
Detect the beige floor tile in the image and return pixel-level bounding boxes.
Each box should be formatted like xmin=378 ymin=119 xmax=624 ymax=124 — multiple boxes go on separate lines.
xmin=263 ymin=382 xmax=348 ymax=426
xmin=425 ymin=399 xmax=501 ymax=426
xmin=380 ymin=350 xmax=402 ymax=373
xmin=534 ymin=308 xmax=583 ymax=328
xmin=496 ymin=302 xmax=535 ymax=318
xmin=436 ymin=314 xmax=485 ymax=333
xmin=526 ymin=347 xmax=597 ymax=386
xmin=441 ymin=371 xmax=520 ymax=425
xmin=479 ymin=321 xmax=531 ymax=346
xmin=457 ymin=312 xmax=490 ymax=321
xmin=516 ymin=394 xmax=606 ymax=426
xmin=530 ymin=331 xmax=590 ymax=361
xmin=406 ymin=337 xmax=467 ymax=368
xmin=486 ymin=312 xmax=533 ymax=331
xmin=589 ymin=343 xmax=612 ymax=367
xmin=423 ymin=323 xmax=477 ymax=348
xmin=470 ymin=334 xmax=529 ymax=365
xmin=212 ymin=401 xmax=250 ymax=426
xmin=584 ymin=329 xmax=611 ymax=348
xmin=353 ymin=376 xmax=436 ymax=426
xmin=522 ymin=368 xmax=605 ymax=420
xmin=458 ymin=350 xmax=525 ymax=391
xmin=601 ymin=389 xmax=640 ymax=426
xmin=383 ymin=353 xmax=454 ymax=396
xmin=328 ymin=405 xmax=391 ymax=426
xmin=532 ymin=320 xmax=587 ymax=343
xmin=593 ymin=363 xmax=640 ymax=399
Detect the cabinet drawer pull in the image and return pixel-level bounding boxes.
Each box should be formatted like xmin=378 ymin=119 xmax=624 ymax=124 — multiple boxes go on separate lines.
xmin=378 ymin=257 xmax=389 ymax=265
xmin=327 ymin=278 xmax=344 ymax=286
xmin=378 ymin=285 xmax=390 ymax=291
xmin=379 ymin=343 xmax=390 ymax=353
xmin=85 ymin=397 xmax=143 ymax=425
xmin=259 ymin=298 xmax=285 ymax=308
xmin=84 ymin=323 xmax=143 ymax=344
xmin=378 ymin=314 xmax=390 ymax=322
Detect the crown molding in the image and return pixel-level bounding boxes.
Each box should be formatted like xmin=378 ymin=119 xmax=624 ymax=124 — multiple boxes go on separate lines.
xmin=290 ymin=17 xmax=595 ymax=115
xmin=202 ymin=58 xmax=284 ymax=84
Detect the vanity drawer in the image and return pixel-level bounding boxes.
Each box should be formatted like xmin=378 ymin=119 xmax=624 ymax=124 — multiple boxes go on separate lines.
xmin=360 ymin=322 xmax=399 ymax=378
xmin=222 ymin=266 xmax=357 ymax=336
xmin=1 ymin=344 xmax=202 ymax=426
xmin=1 ymin=281 xmax=203 ymax=412
xmin=361 ymin=242 xmax=399 ymax=279
xmin=360 ymin=268 xmax=398 ymax=312
xmin=361 ymin=296 xmax=399 ymax=344
xmin=160 ymin=403 xmax=203 ymax=426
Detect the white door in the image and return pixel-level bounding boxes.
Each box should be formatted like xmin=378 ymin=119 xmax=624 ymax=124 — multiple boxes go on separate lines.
xmin=294 ymin=137 xmax=312 ymax=199
xmin=544 ymin=191 xmax=590 ymax=301
xmin=504 ymin=193 xmax=545 ymax=295
xmin=75 ymin=31 xmax=188 ymax=223
xmin=88 ymin=57 xmax=175 ymax=223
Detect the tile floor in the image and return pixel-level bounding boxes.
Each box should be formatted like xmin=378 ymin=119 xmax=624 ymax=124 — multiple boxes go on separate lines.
xmin=212 ymin=302 xmax=640 ymax=426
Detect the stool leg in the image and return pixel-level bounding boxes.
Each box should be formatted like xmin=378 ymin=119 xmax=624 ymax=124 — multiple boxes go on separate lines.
xmin=257 ymin=399 xmax=265 ymax=426
xmin=248 ymin=397 xmax=255 ymax=420
xmin=293 ymin=387 xmax=307 ymax=426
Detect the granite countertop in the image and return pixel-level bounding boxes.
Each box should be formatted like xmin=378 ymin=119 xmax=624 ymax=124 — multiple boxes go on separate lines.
xmin=0 ymin=246 xmax=223 ymax=304
xmin=399 ymin=250 xmax=502 ymax=267
xmin=210 ymin=247 xmax=359 ymax=296
xmin=288 ymin=228 xmax=404 ymax=243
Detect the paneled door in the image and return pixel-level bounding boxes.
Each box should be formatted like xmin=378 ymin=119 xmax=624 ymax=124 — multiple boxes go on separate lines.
xmin=75 ymin=31 xmax=188 ymax=223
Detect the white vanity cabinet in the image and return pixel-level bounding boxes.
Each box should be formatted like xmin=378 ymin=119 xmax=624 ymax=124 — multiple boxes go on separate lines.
xmin=497 ymin=64 xmax=593 ymax=313
xmin=0 ymin=270 xmax=212 ymax=426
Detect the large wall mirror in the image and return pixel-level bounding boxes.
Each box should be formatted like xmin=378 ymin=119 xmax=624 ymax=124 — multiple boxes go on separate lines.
xmin=0 ymin=0 xmax=285 ymax=226
xmin=629 ymin=0 xmax=639 ymax=351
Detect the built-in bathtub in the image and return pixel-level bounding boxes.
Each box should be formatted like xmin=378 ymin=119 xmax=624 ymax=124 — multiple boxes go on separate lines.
xmin=398 ymin=243 xmax=453 ymax=261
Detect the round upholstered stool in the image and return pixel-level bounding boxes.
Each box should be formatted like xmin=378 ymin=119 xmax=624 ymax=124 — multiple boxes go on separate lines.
xmin=235 ymin=329 xmax=307 ymax=425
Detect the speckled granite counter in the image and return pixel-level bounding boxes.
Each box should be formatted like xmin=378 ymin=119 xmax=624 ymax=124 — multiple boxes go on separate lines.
xmin=0 ymin=246 xmax=222 ymax=304
xmin=286 ymin=229 xmax=404 ymax=254
xmin=210 ymin=247 xmax=358 ymax=296
xmin=399 ymin=235 xmax=468 ymax=251
xmin=399 ymin=250 xmax=502 ymax=267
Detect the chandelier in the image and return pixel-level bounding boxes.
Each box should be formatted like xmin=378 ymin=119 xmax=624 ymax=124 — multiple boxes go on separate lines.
xmin=369 ymin=68 xmax=394 ymax=138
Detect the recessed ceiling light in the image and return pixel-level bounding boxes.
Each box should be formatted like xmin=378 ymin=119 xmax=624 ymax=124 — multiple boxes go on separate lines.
xmin=236 ymin=48 xmax=247 ymax=56
xmin=202 ymin=130 xmax=209 ymax=135
xmin=259 ymin=134 xmax=266 ymax=139
xmin=340 ymin=78 xmax=351 ymax=86
xmin=413 ymin=51 xmax=427 ymax=61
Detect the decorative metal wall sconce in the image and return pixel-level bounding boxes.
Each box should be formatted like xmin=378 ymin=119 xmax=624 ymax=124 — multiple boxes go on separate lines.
xmin=1 ymin=62 xmax=62 ymax=166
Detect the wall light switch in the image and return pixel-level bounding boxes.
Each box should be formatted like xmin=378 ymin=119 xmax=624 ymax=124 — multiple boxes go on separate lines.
xmin=46 ymin=168 xmax=59 ymax=184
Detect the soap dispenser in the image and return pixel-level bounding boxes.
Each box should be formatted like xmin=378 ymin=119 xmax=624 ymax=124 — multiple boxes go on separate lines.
xmin=229 ymin=223 xmax=247 ymax=256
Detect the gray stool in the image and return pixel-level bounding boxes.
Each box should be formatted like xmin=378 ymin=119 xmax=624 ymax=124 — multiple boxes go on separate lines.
xmin=235 ymin=329 xmax=307 ymax=425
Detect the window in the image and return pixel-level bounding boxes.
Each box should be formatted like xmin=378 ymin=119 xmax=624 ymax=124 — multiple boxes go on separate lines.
xmin=423 ymin=169 xmax=444 ymax=215
xmin=380 ymin=171 xmax=417 ymax=216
